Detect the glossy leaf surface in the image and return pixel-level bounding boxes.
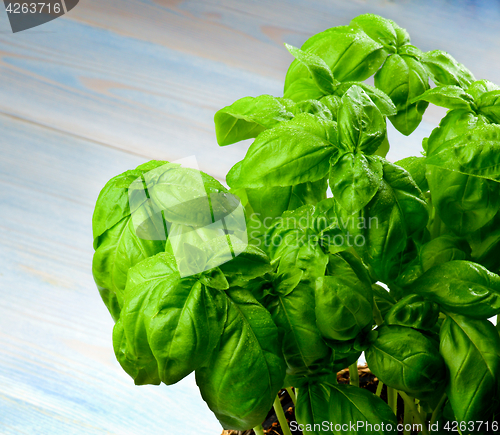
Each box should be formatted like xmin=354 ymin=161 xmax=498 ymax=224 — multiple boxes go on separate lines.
xmin=440 ymin=313 xmax=500 ymax=422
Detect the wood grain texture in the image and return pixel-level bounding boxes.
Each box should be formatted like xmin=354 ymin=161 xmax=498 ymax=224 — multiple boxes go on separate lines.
xmin=0 ymin=0 xmax=499 ymax=433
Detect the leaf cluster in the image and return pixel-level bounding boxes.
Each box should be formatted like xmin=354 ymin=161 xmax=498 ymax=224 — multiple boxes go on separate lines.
xmin=92 ymin=13 xmax=500 ymax=433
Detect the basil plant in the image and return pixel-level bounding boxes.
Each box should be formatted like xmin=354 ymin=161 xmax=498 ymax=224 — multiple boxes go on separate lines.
xmin=92 ymin=14 xmax=500 ymax=435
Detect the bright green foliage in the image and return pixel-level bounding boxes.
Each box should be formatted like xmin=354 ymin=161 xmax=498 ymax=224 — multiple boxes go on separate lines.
xmin=365 ymin=325 xmax=446 ymax=396
xmin=196 ymin=288 xmax=285 ymax=430
xmin=214 ymin=95 xmax=295 ymax=146
xmin=316 ymin=253 xmax=373 ymax=341
xmin=384 ymin=294 xmax=439 ymax=331
xmin=92 ymin=12 xmax=500 ymax=433
xmin=409 ymin=260 xmax=500 ymax=319
xmin=375 ymin=52 xmax=430 ymax=135
xmin=114 ymin=253 xmax=226 ymax=386
xmin=295 ymin=382 xmax=332 ymax=435
xmin=328 ymin=384 xmax=397 ymax=434
xmin=93 ymin=160 xmax=170 ymax=320
xmin=440 ymin=313 xmax=500 ymax=422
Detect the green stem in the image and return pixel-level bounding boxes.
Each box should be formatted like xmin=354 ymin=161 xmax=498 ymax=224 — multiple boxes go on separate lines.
xmin=430 ymin=392 xmax=447 ymax=426
xmin=286 ymin=387 xmax=296 ymax=406
xmin=253 ymin=424 xmax=265 ymax=435
xmin=349 ymin=361 xmax=359 ymax=387
xmin=430 ymin=209 xmax=442 ymax=240
xmin=375 ymin=380 xmax=384 ymax=397
xmin=399 ymin=391 xmax=429 ymax=435
xmin=497 ymin=314 xmax=500 ymax=332
xmin=403 ymin=397 xmax=412 ymax=435
xmin=274 ymin=395 xmax=293 ymax=435
xmin=387 ymin=387 xmax=397 ymax=415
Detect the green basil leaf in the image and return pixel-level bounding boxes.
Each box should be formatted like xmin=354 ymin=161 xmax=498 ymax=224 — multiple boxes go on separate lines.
xmin=277 ymin=237 xmax=329 ymax=285
xmin=419 ymin=235 xmax=470 ymax=272
xmin=375 ymin=54 xmax=430 ymax=135
xmin=331 ymin=348 xmax=363 ymax=373
xmin=394 ymin=156 xmax=428 ymax=192
xmin=333 ymin=82 xmax=397 ymax=117
xmin=266 ymin=281 xmax=331 ymax=385
xmin=214 ymin=95 xmax=295 ymax=146
xmin=227 ymin=114 xmax=337 ymax=189
xmin=92 ymin=161 xmax=169 ymax=319
xmin=115 ymin=252 xmax=227 ymax=385
xmin=397 ymin=44 xmax=423 ymax=59
xmin=467 ymin=79 xmax=500 ymax=101
xmin=411 ymin=85 xmax=474 ymax=110
xmin=289 ymin=176 xmax=330 ymax=207
xmin=148 ymin=163 xmax=231 ymax=226
xmin=284 ymin=26 xmax=386 ymax=95
xmin=425 ymin=125 xmax=500 ymax=235
xmin=241 ymin=176 xmax=329 ymax=243
xmin=469 ymin=212 xmax=500 ymax=272
xmin=261 ymin=207 xmax=330 ymax=382
xmin=338 ymin=85 xmax=387 ymax=154
xmin=196 ymin=288 xmax=285 ymax=430
xmin=93 ymin=217 xmax=165 ymax=312
xmin=384 ymin=294 xmax=439 ymax=331
xmin=218 ymin=244 xmax=272 ymax=286
xmin=329 ymin=153 xmax=383 ymax=214
xmin=320 ymin=159 xmax=429 ymax=282
xmin=295 ymin=99 xmax=334 ymax=120
xmin=265 ymin=205 xmax=329 ymax=282
xmin=440 ymin=313 xmax=500 ymax=422
xmin=92 ymin=160 xmax=168 ymax=243
xmin=425 ymin=109 xmax=486 ymax=156
xmin=350 ymin=13 xmax=398 ymax=54
xmin=319 ymin=95 xmax=342 ymax=120
xmin=113 ymin=317 xmax=161 ymax=386
xmin=283 ymin=77 xmax=324 ymax=102
xmin=388 ymin=19 xmax=410 ymax=48
xmin=477 ymin=89 xmax=500 ymax=124
xmin=285 ymin=43 xmax=338 ymax=94
xmin=164 ymin=225 xmax=228 ymax=273
xmin=93 ymin=169 xmax=142 ymax=240
xmin=426 ymin=125 xmax=500 ymax=181
xmin=426 ymin=165 xmax=500 ymax=235
xmin=389 ymin=230 xmax=430 ymax=289
xmin=361 ymin=160 xmax=429 ymax=281
xmin=316 ymin=253 xmax=373 ymax=341
xmin=273 ymin=268 xmax=304 ymax=297
xmin=365 ymin=325 xmax=446 ymax=395
xmin=421 ymin=49 xmax=475 ymax=88
xmin=296 ymin=383 xmax=333 ymax=435
xmin=372 ymin=284 xmax=397 ymax=318
xmin=409 ymin=260 xmax=500 ymax=319
xmin=199 ymin=266 xmax=230 ymax=290
xmin=328 ymin=384 xmax=397 ymax=434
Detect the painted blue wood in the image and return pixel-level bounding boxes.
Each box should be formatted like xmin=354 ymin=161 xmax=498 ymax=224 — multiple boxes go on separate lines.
xmin=0 ymin=0 xmax=499 ymax=433
xmin=0 ymin=114 xmax=222 ymax=434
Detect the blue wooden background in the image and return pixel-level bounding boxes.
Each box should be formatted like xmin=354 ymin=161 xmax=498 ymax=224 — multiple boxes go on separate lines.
xmin=1 ymin=1 xmax=499 ymax=434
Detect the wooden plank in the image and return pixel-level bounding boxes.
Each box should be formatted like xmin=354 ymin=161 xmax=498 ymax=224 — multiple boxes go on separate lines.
xmin=0 ymin=0 xmax=498 ymax=177
xmin=0 ymin=113 xmax=221 ymax=434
